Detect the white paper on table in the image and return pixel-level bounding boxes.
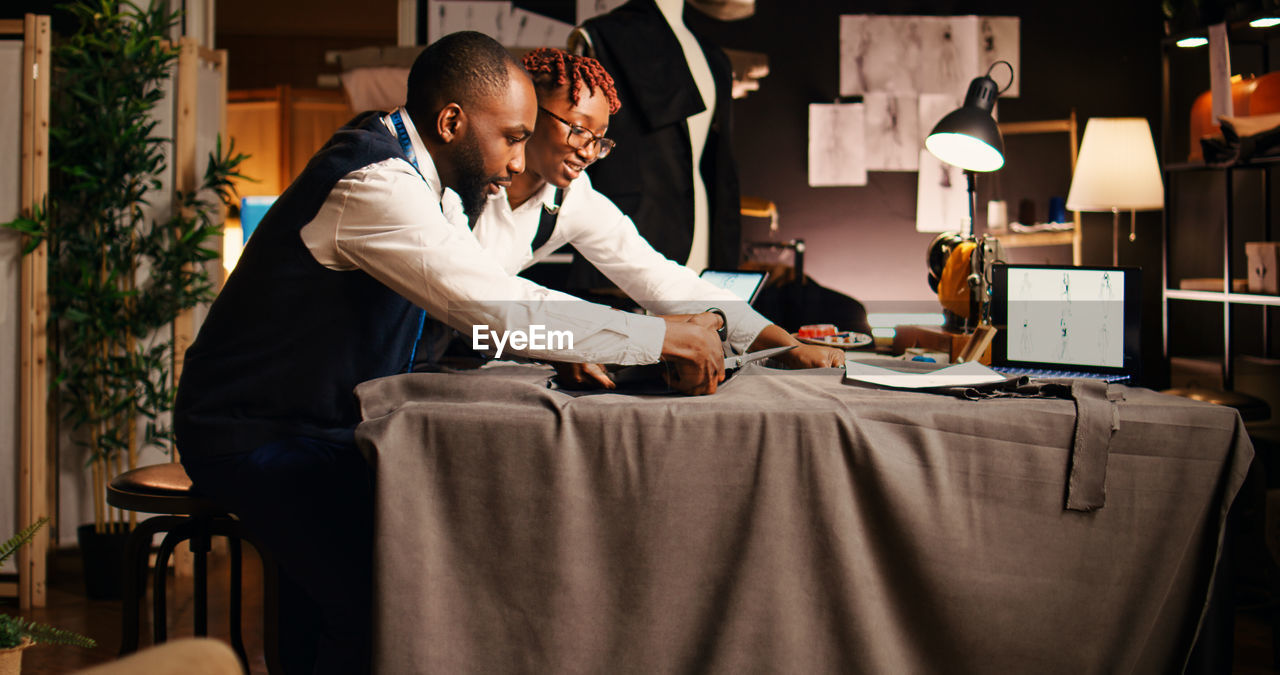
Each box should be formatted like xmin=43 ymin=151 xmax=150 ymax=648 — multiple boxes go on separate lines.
xmin=843 ymin=359 xmax=1007 ymax=389
xmin=916 ymin=148 xmax=968 ymax=233
xmin=808 ymin=103 xmax=867 ymax=187
xmin=864 ymin=92 xmax=919 ymax=171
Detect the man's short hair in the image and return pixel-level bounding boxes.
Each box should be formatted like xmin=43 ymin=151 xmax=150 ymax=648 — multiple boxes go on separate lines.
xmin=405 ymin=31 xmax=521 ymax=122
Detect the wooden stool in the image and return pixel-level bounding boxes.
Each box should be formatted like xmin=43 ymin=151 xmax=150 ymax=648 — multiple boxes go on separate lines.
xmin=106 ymin=463 xmax=281 ymax=674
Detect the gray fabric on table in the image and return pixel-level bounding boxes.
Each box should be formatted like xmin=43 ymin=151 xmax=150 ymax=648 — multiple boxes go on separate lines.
xmin=355 ymin=363 xmax=1252 ymax=675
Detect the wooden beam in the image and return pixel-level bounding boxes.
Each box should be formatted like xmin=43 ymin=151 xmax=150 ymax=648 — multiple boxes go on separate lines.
xmin=172 ymin=37 xmax=200 ymax=403
xmin=998 ymin=119 xmax=1073 ymax=135
xmin=0 ymin=20 xmax=22 ymax=36
xmin=1068 ymin=110 xmax=1082 ymax=266
xmin=213 ymin=48 xmax=228 ymax=291
xmin=18 ymin=13 xmax=51 ymax=611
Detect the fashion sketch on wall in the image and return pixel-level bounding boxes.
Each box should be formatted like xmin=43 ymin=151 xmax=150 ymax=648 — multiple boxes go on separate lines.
xmin=839 ymin=15 xmax=979 ymax=101
xmin=426 ymin=0 xmax=572 ymax=47
xmin=979 ymin=16 xmax=1019 ymax=97
xmin=863 ymin=92 xmax=919 ymax=171
xmin=915 ymin=92 xmax=968 ymax=232
xmin=808 ymin=103 xmax=867 ymax=187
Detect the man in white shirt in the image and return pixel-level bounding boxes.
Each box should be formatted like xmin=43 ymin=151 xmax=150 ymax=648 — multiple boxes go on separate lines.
xmin=175 ymin=32 xmax=726 ymax=675
xmin=471 ymin=47 xmax=844 ymax=387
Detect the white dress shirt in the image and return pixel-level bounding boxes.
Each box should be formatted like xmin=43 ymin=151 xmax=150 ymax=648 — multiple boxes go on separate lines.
xmin=471 ymin=170 xmax=771 ymax=354
xmin=298 ymin=108 xmax=666 ymax=365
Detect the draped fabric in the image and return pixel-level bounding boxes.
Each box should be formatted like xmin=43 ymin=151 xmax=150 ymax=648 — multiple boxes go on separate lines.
xmin=357 ymin=364 xmax=1251 ymax=674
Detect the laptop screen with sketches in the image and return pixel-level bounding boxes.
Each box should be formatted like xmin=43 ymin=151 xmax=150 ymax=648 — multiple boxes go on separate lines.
xmin=989 ymin=264 xmax=1141 ymax=382
xmin=698 ymin=269 xmax=768 ymax=305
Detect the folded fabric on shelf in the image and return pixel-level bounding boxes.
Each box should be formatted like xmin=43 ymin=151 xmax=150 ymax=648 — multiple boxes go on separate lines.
xmin=1201 ymin=112 xmax=1280 ymax=166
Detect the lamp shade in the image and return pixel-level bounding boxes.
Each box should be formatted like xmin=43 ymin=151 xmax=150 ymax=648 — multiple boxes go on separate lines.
xmin=1066 ymin=118 xmax=1164 ymax=212
xmin=925 ymin=75 xmax=1005 ymax=172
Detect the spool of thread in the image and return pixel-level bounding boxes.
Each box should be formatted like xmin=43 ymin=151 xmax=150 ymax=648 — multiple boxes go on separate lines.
xmin=1048 ymin=196 xmax=1067 ymax=224
xmin=986 ymin=200 xmax=1008 ymax=232
xmin=1017 ymin=198 xmax=1037 ymax=226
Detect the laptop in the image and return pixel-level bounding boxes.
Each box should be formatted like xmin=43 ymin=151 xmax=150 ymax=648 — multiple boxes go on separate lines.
xmin=989 ymin=264 xmax=1141 ymax=383
xmin=698 ymin=269 xmax=768 ymax=305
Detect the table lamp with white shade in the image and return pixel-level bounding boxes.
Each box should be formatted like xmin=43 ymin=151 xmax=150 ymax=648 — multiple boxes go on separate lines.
xmin=1065 ymin=118 xmax=1164 ymax=265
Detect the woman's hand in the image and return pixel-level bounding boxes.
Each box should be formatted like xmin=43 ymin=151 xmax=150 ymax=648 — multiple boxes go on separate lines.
xmin=552 ymin=362 xmax=616 ymax=390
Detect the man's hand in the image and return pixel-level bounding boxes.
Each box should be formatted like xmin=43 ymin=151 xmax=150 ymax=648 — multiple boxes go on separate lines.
xmin=749 ymin=324 xmax=844 ymax=369
xmin=659 ymin=319 xmax=725 ymax=395
xmin=551 ymin=362 xmax=616 ymax=390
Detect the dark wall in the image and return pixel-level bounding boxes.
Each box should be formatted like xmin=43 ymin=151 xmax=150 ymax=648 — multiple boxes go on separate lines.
xmin=216 ymin=0 xmax=397 ymax=89
xmin=685 ymin=2 xmax=1166 ymax=311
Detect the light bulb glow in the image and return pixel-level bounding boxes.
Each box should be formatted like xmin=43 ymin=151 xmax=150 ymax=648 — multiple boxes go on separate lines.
xmin=925 ymin=133 xmax=1005 ymax=172
xmin=1251 ymin=17 xmax=1280 ymax=27
xmin=1177 ymin=37 xmax=1208 ymax=47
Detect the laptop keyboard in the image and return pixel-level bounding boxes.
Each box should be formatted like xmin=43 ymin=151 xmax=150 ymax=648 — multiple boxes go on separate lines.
xmin=993 ymin=366 xmax=1131 ymax=383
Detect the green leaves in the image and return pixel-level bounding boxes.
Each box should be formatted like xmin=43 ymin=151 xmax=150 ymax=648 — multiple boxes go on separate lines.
xmin=2 ymin=0 xmax=250 ymax=474
xmin=0 ymin=518 xmax=49 ymax=567
xmin=0 ymin=616 xmax=97 ymax=649
xmin=0 ymin=519 xmax=93 ymax=650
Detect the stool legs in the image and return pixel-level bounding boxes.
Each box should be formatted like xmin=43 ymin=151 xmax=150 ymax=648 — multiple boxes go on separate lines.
xmin=209 ymin=519 xmax=281 ymax=675
xmin=121 ymin=515 xmax=280 ymax=674
xmin=228 ymin=536 xmax=247 ymax=667
xmin=152 ymin=519 xmax=200 ymax=643
xmin=119 ymin=515 xmax=187 ymax=655
xmin=191 ymin=521 xmax=210 ymax=637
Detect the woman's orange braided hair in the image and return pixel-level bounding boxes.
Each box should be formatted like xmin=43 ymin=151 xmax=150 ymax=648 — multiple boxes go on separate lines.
xmin=522 ymin=47 xmax=621 ymax=115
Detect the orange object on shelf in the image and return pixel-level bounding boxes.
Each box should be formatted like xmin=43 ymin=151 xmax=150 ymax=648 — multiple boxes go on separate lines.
xmin=1188 ymin=72 xmax=1280 ymax=160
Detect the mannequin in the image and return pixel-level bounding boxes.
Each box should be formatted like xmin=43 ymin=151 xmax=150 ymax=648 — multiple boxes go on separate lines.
xmin=565 ymin=0 xmax=741 ymax=298
xmin=655 ymin=0 xmax=715 ymax=272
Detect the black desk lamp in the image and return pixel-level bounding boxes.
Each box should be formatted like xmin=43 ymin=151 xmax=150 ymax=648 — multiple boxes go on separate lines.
xmin=924 ymin=61 xmax=1013 ymax=233
xmin=923 ymin=61 xmax=1013 ymax=329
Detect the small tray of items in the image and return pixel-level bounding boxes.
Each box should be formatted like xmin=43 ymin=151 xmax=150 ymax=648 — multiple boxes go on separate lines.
xmin=794 ymin=324 xmax=873 ymax=349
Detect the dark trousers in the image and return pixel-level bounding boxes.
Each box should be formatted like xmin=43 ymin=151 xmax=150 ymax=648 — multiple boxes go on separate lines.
xmin=182 ymin=436 xmax=373 ymax=675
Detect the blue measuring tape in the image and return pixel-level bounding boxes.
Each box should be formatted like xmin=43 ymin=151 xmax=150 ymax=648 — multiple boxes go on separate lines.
xmin=391 ymin=109 xmax=429 ymax=372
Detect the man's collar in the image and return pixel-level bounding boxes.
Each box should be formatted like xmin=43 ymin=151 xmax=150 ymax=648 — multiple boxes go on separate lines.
xmin=385 ymin=107 xmax=443 ymax=199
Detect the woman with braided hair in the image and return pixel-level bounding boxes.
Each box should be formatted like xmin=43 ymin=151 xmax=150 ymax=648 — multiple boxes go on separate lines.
xmin=469 ymin=47 xmax=843 ymax=387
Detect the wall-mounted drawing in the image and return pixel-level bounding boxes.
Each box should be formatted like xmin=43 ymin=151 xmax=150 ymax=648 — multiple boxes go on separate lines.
xmin=839 ymin=14 xmax=1018 ymax=102
xmin=979 ymin=17 xmax=1019 ymax=97
xmin=808 ymin=102 xmax=867 ymax=187
xmin=915 ymin=148 xmax=968 ymax=232
xmin=864 ymin=92 xmax=919 ymax=171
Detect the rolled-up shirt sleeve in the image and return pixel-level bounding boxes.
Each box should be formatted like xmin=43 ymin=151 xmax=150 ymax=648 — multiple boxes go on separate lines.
xmin=300 ymin=159 xmax=665 ymax=365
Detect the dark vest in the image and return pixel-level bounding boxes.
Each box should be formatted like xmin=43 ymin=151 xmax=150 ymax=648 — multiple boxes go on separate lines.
xmin=175 ymin=112 xmax=424 ymax=459
xmin=569 ymin=0 xmax=742 ymax=293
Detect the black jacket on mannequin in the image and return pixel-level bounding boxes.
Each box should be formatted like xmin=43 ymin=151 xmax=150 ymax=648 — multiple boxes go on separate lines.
xmin=568 ymin=0 xmax=742 ymax=296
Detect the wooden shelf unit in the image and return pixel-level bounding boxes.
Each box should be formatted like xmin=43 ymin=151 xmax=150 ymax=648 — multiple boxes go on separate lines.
xmin=990 ymin=112 xmax=1083 ymax=263
xmin=1160 ymin=19 xmax=1280 ymax=390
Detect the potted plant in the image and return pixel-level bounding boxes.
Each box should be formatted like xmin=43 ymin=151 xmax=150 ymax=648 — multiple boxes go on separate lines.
xmin=0 ymin=518 xmax=97 ymax=674
xmin=3 ymin=0 xmax=245 ymax=598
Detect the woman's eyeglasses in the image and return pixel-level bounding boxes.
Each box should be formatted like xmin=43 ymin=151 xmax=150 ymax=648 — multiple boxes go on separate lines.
xmin=538 ymin=107 xmax=616 ymax=159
